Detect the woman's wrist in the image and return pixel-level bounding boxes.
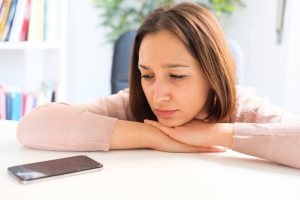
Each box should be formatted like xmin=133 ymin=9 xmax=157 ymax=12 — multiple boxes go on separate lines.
xmin=110 ymin=120 xmax=157 ymax=150
xmin=214 ymin=123 xmax=234 ymax=149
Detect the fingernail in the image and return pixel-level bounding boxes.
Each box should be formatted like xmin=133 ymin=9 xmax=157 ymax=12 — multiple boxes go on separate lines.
xmin=204 ymin=147 xmax=227 ymax=152
xmin=214 ymin=147 xmax=227 ymax=152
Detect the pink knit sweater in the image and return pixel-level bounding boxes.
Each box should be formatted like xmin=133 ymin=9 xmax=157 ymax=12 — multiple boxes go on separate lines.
xmin=17 ymin=86 xmax=300 ymax=168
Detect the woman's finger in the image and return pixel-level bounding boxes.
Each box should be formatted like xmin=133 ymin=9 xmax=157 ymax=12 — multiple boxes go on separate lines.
xmin=197 ymin=146 xmax=227 ymax=152
xmin=158 ymin=145 xmax=226 ymax=153
xmin=157 ymin=134 xmax=226 ymax=153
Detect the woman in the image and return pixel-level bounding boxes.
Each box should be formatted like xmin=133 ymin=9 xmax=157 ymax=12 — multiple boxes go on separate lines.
xmin=17 ymin=2 xmax=300 ymax=168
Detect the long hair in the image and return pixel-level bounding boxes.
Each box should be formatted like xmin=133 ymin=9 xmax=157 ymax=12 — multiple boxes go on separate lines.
xmin=129 ymin=2 xmax=236 ymax=122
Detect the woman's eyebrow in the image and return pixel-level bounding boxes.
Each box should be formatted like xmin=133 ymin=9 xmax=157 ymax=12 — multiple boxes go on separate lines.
xmin=138 ymin=64 xmax=192 ymax=69
xmin=138 ymin=64 xmax=151 ymax=70
xmin=164 ymin=64 xmax=192 ymax=68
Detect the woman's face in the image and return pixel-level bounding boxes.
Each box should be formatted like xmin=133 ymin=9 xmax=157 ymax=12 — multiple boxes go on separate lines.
xmin=138 ymin=30 xmax=210 ymax=127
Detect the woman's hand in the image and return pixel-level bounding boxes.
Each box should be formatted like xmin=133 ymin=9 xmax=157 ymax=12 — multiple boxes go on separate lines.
xmin=111 ymin=120 xmax=226 ymax=153
xmin=149 ymin=128 xmax=226 ymax=153
xmin=144 ymin=119 xmax=234 ymax=149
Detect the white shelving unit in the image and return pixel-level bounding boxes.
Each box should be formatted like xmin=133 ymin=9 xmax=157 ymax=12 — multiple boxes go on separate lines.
xmin=0 ymin=0 xmax=67 ymax=101
xmin=0 ymin=42 xmax=62 ymax=49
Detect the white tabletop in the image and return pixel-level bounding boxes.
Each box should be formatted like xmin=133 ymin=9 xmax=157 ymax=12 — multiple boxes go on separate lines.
xmin=1 ymin=120 xmax=300 ymax=200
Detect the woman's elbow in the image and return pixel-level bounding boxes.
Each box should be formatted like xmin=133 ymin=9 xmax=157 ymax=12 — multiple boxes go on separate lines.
xmin=16 ymin=102 xmax=67 ymax=148
xmin=17 ymin=115 xmax=33 ymax=147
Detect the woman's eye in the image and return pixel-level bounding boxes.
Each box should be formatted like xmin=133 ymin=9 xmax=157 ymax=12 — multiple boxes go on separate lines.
xmin=141 ymin=74 xmax=153 ymax=79
xmin=170 ymin=74 xmax=186 ymax=79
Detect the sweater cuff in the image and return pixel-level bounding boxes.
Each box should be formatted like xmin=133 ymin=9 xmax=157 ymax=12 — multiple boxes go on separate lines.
xmin=79 ymin=112 xmax=118 ymax=151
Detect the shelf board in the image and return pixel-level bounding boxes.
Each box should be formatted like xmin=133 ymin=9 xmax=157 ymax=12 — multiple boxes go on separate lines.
xmin=0 ymin=42 xmax=62 ymax=50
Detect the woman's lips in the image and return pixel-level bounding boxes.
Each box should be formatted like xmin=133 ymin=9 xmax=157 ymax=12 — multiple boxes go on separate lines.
xmin=155 ymin=109 xmax=177 ymax=118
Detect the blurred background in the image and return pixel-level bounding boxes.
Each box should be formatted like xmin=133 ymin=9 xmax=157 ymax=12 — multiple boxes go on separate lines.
xmin=1 ymin=0 xmax=300 ymax=121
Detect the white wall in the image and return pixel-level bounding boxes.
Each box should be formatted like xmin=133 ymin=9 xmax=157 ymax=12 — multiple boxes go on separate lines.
xmin=283 ymin=0 xmax=300 ymax=114
xmin=66 ymin=0 xmax=112 ymax=103
xmin=223 ymin=0 xmax=300 ymax=114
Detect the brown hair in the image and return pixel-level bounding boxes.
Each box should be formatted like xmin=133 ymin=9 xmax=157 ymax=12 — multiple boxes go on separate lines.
xmin=129 ymin=2 xmax=236 ymax=123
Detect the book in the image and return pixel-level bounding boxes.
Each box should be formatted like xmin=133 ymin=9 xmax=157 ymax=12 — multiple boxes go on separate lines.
xmin=0 ymin=0 xmax=4 ymax=11
xmin=0 ymin=0 xmax=12 ymax=38
xmin=19 ymin=0 xmax=31 ymax=41
xmin=10 ymin=91 xmax=22 ymax=121
xmin=45 ymin=0 xmax=59 ymax=42
xmin=1 ymin=0 xmax=18 ymax=41
xmin=8 ymin=0 xmax=26 ymax=42
xmin=21 ymin=91 xmax=27 ymax=116
xmin=38 ymin=0 xmax=44 ymax=41
xmin=0 ymin=82 xmax=56 ymax=120
xmin=43 ymin=0 xmax=47 ymax=40
xmin=27 ymin=0 xmax=44 ymax=42
xmin=27 ymin=0 xmax=37 ymax=41
xmin=24 ymin=93 xmax=36 ymax=116
xmin=5 ymin=92 xmax=11 ymax=120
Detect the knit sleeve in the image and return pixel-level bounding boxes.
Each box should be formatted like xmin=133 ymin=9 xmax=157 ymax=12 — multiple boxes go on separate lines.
xmin=17 ymin=89 xmax=133 ymax=151
xmin=231 ymin=86 xmax=300 ymax=168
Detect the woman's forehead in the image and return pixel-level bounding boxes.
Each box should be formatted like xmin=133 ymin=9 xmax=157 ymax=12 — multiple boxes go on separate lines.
xmin=139 ymin=30 xmax=198 ymax=67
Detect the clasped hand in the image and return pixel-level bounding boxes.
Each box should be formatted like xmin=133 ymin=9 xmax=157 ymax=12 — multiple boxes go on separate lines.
xmin=144 ymin=118 xmax=233 ymax=153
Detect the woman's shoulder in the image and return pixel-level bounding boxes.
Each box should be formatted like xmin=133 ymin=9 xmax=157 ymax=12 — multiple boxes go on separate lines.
xmin=231 ymin=85 xmax=288 ymax=123
xmin=76 ymin=88 xmax=135 ymax=120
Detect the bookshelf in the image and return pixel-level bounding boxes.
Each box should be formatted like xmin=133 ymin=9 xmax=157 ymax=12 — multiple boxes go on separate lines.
xmin=0 ymin=0 xmax=67 ymax=120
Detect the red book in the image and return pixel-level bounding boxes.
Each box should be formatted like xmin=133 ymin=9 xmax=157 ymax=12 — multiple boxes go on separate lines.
xmin=22 ymin=93 xmax=27 ymax=117
xmin=19 ymin=0 xmax=31 ymax=41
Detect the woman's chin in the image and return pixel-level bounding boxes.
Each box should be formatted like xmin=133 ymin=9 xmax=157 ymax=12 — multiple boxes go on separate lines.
xmin=157 ymin=117 xmax=187 ymax=127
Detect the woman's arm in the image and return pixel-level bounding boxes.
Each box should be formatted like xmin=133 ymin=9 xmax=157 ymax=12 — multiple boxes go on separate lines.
xmin=145 ymin=119 xmax=300 ymax=169
xmin=232 ymin=86 xmax=300 ymax=168
xmin=17 ymin=89 xmax=133 ymax=151
xmin=232 ymin=122 xmax=300 ymax=168
xmin=17 ymin=102 xmax=117 ymax=151
xmin=17 ymin=102 xmax=223 ymax=153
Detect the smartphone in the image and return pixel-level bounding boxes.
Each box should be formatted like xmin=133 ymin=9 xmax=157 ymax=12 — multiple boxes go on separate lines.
xmin=7 ymin=155 xmax=103 ymax=184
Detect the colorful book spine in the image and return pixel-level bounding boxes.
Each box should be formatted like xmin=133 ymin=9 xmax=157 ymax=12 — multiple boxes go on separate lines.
xmin=0 ymin=0 xmax=4 ymax=11
xmin=45 ymin=0 xmax=59 ymax=42
xmin=5 ymin=92 xmax=11 ymax=120
xmin=8 ymin=0 xmax=27 ymax=41
xmin=27 ymin=0 xmax=45 ymax=42
xmin=0 ymin=82 xmax=56 ymax=121
xmin=10 ymin=91 xmax=22 ymax=121
xmin=43 ymin=0 xmax=47 ymax=40
xmin=38 ymin=0 xmax=44 ymax=41
xmin=27 ymin=0 xmax=36 ymax=41
xmin=0 ymin=0 xmax=57 ymax=42
xmin=1 ymin=0 xmax=18 ymax=41
xmin=19 ymin=0 xmax=31 ymax=41
xmin=0 ymin=0 xmax=12 ymax=38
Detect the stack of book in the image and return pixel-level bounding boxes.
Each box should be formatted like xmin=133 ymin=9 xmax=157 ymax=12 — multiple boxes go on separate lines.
xmin=0 ymin=82 xmax=56 ymax=121
xmin=0 ymin=0 xmax=59 ymax=42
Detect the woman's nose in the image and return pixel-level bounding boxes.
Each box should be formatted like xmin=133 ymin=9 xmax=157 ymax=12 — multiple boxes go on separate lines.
xmin=153 ymin=80 xmax=171 ymax=103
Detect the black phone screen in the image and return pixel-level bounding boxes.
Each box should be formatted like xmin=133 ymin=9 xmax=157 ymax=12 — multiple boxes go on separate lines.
xmin=7 ymin=155 xmax=103 ymax=184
